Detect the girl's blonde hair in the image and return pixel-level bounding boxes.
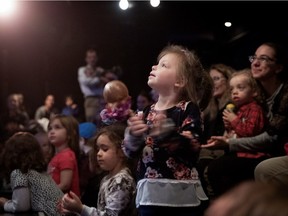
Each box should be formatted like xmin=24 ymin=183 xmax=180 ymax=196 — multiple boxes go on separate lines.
xmin=231 ymin=68 xmax=258 ymax=90
xmin=48 ymin=114 xmax=80 ymax=162
xmin=231 ymin=68 xmax=260 ymax=101
xmin=158 ymin=45 xmax=213 ymax=110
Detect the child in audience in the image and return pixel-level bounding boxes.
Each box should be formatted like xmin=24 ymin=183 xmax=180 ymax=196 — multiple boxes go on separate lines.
xmin=123 ymin=45 xmax=212 ymax=216
xmin=100 ymin=80 xmax=132 ymax=125
xmin=0 ymin=132 xmax=63 ymax=215
xmin=204 ymin=181 xmax=288 ymax=216
xmin=61 ymin=123 xmax=136 ymax=216
xmin=223 ymin=70 xmax=267 ymax=158
xmin=35 ymin=131 xmax=55 ymax=164
xmin=136 ymin=90 xmax=152 ymax=112
xmin=47 ymin=114 xmax=80 ymax=196
xmin=78 ymin=122 xmax=98 ymax=199
xmin=61 ymin=95 xmax=80 ymax=119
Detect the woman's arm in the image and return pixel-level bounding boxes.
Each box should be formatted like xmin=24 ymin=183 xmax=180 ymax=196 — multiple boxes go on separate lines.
xmin=202 ymin=132 xmax=278 ymax=153
xmin=229 ymin=131 xmax=278 ymax=152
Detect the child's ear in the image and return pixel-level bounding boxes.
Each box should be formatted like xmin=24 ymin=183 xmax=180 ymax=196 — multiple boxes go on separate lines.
xmin=174 ymin=79 xmax=185 ymax=88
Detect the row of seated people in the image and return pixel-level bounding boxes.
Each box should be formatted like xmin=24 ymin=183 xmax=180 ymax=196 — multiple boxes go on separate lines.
xmin=0 ymin=88 xmax=158 ymax=145
xmin=0 ymin=42 xmax=287 ymax=216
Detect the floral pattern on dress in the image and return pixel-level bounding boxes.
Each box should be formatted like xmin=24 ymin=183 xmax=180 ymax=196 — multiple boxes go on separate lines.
xmin=137 ymin=101 xmax=202 ymax=181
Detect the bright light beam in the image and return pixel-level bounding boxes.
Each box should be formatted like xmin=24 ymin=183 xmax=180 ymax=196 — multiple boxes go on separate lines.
xmin=0 ymin=0 xmax=17 ymax=18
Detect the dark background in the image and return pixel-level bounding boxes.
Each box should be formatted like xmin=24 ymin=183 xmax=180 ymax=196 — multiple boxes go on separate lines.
xmin=0 ymin=1 xmax=287 ymax=119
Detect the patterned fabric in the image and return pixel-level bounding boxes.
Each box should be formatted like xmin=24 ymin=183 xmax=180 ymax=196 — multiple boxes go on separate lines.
xmin=123 ymin=101 xmax=208 ymax=207
xmin=10 ymin=169 xmax=64 ymax=216
xmin=230 ymin=101 xmax=265 ymax=138
xmin=227 ymin=101 xmax=268 ymax=158
xmin=81 ymin=167 xmax=136 ymax=216
xmin=137 ymin=101 xmax=202 ymax=180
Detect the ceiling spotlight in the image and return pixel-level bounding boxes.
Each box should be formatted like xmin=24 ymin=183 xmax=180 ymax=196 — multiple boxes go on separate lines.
xmin=224 ymin=21 xmax=232 ymax=27
xmin=150 ymin=0 xmax=160 ymax=7
xmin=119 ymin=0 xmax=129 ymax=10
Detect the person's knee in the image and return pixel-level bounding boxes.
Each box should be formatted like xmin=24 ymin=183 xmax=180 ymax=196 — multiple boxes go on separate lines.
xmin=254 ymin=161 xmax=265 ymax=182
xmin=254 ymin=159 xmax=273 ymax=183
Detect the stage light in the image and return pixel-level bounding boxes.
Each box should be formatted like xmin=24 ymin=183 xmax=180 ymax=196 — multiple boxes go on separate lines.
xmin=150 ymin=0 xmax=160 ymax=7
xmin=0 ymin=0 xmax=17 ymax=18
xmin=119 ymin=0 xmax=129 ymax=10
xmin=224 ymin=21 xmax=232 ymax=27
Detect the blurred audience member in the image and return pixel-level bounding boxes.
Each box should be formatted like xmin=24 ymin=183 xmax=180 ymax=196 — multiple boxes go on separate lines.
xmin=61 ymin=95 xmax=80 ymax=119
xmin=35 ymin=131 xmax=55 ymax=164
xmin=78 ymin=48 xmax=107 ymax=126
xmin=204 ymin=181 xmax=288 ymax=216
xmin=198 ymin=64 xmax=235 ymax=195
xmin=136 ymin=89 xmax=152 ymax=112
xmin=0 ymin=93 xmax=30 ymax=143
xmin=34 ymin=94 xmax=59 ymax=131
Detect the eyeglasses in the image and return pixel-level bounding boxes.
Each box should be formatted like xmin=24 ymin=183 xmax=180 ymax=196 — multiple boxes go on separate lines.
xmin=211 ymin=76 xmax=226 ymax=82
xmin=248 ymin=55 xmax=276 ymax=64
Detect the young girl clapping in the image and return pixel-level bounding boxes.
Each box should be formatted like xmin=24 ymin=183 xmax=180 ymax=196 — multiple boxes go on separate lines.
xmin=124 ymin=45 xmax=213 ymax=216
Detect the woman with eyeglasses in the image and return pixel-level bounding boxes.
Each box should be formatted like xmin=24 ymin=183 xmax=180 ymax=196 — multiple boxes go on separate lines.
xmin=198 ymin=63 xmax=235 ymax=196
xmin=202 ymin=42 xmax=288 ymax=197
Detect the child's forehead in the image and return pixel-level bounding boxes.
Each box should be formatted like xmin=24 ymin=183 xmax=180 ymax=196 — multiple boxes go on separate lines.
xmin=96 ymin=134 xmax=111 ymax=143
xmin=158 ymin=53 xmax=182 ymax=66
xmin=160 ymin=52 xmax=179 ymax=60
xmin=50 ymin=118 xmax=63 ymax=125
xmin=230 ymin=74 xmax=250 ymax=84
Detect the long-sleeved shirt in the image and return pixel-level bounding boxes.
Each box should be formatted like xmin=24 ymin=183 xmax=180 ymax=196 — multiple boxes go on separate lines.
xmin=230 ymin=101 xmax=265 ymax=138
xmin=4 ymin=169 xmax=63 ymax=215
xmin=228 ymin=81 xmax=288 ymax=157
xmin=123 ymin=101 xmax=208 ymax=208
xmin=78 ymin=66 xmax=104 ymax=97
xmin=227 ymin=101 xmax=267 ymax=158
xmin=80 ymin=168 xmax=135 ymax=216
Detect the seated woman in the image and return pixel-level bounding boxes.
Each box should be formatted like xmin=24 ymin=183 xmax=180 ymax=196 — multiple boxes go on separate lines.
xmin=202 ymin=42 xmax=288 ymax=197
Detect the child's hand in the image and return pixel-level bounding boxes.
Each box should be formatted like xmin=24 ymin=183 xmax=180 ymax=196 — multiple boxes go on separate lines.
xmin=223 ymin=109 xmax=237 ymax=124
xmin=181 ymin=131 xmax=200 ymax=151
xmin=128 ymin=115 xmax=148 ymax=136
xmin=0 ymin=197 xmax=8 ymax=207
xmin=149 ymin=112 xmax=168 ymax=136
xmin=61 ymin=191 xmax=83 ymax=214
